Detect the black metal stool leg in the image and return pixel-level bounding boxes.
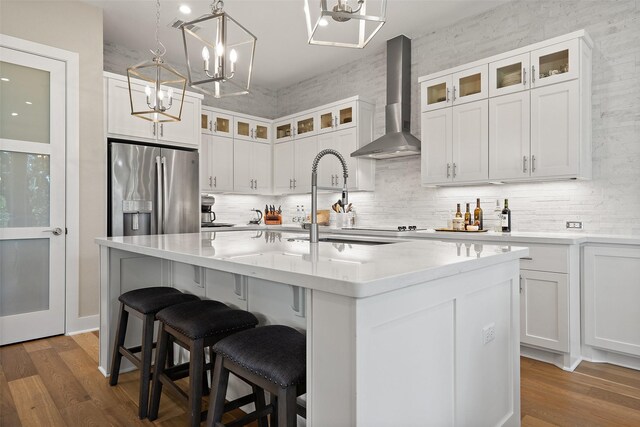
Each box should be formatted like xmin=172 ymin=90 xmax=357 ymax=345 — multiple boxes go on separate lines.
xmin=138 ymin=313 xmax=155 ymax=419
xmin=109 ymin=303 xmax=129 ymax=386
xmin=277 ymin=386 xmax=297 ymax=427
xmin=148 ymin=325 xmax=169 ymax=421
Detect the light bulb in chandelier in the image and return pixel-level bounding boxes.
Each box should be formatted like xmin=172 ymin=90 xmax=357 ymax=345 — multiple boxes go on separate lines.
xmin=331 ymin=0 xmax=365 ymax=22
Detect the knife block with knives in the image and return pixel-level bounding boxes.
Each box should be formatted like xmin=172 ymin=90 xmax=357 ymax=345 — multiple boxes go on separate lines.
xmin=264 ymin=204 xmax=282 ymax=225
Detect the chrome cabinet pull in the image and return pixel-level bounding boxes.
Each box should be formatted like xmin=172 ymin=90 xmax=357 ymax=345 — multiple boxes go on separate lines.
xmin=532 ymin=65 xmax=536 ymax=83
xmin=519 ymin=275 xmax=523 ymax=293
xmin=289 ymin=179 xmax=293 ymax=189
xmin=43 ymin=227 xmax=63 ymax=236
xmin=523 ymin=156 xmax=528 ymax=173
xmin=250 ymin=179 xmax=254 ymax=189
xmin=532 ymin=155 xmax=536 ymax=173
xmin=521 ymin=257 xmax=533 ymax=261
xmin=254 ymin=179 xmax=258 ymax=190
xmin=452 ymin=163 xmax=457 ymax=178
xmin=522 ymin=67 xmax=526 ymax=85
xmin=209 ymin=120 xmax=213 ymax=131
xmin=209 ymin=176 xmax=212 ymax=187
xmin=452 ymin=86 xmax=457 ymax=102
xmin=213 ymin=176 xmax=217 ymax=187
xmin=293 ymin=179 xmax=296 ymax=189
xmin=250 ymin=129 xmax=254 ymax=139
xmin=152 ymin=123 xmax=156 ymax=136
xmin=334 ymin=116 xmax=338 ymax=127
xmin=446 ymin=88 xmax=450 ymax=102
xmin=160 ymin=124 xmax=164 ymax=137
xmin=446 ymin=163 xmax=451 ymax=178
xmin=293 ymin=127 xmax=297 ymax=137
xmin=214 ymin=122 xmax=218 ymax=132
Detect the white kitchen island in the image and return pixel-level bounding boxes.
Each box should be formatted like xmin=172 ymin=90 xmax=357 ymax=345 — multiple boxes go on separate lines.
xmin=96 ymin=230 xmax=528 ymax=427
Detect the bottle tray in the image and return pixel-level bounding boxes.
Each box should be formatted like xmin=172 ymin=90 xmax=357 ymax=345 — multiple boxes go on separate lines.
xmin=435 ymin=228 xmax=489 ymax=233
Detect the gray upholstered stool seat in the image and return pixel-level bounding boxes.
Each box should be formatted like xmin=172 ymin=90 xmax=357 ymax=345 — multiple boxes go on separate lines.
xmin=149 ymin=300 xmax=259 ymax=427
xmin=207 ymin=325 xmax=307 ymax=427
xmin=109 ymin=287 xmax=200 ymax=419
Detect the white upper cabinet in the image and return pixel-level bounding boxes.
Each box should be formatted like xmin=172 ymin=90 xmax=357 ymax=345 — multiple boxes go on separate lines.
xmin=421 ymin=75 xmax=452 ymax=112
xmin=530 ymin=80 xmax=580 ymax=178
xmin=294 ymin=112 xmax=318 ymax=138
xmin=273 ymin=140 xmax=295 ymax=193
xmin=451 ymin=65 xmax=488 ymax=105
xmin=489 ymin=53 xmax=530 ymax=97
xmin=294 ymin=135 xmax=319 ymax=192
xmin=530 ymin=39 xmax=580 ymax=88
xmin=419 ymin=30 xmax=592 ymax=186
xmin=489 ymin=91 xmax=531 ymax=180
xmin=201 ymin=108 xmax=234 ymax=138
xmin=233 ymin=139 xmax=271 ymax=193
xmin=235 ymin=117 xmax=270 ymax=142
xmin=317 ymin=100 xmax=357 ymax=134
xmin=105 ymin=73 xmax=202 ymax=149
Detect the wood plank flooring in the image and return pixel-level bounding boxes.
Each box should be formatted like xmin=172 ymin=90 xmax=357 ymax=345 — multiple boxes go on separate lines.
xmin=2 ymin=331 xmax=640 ymax=426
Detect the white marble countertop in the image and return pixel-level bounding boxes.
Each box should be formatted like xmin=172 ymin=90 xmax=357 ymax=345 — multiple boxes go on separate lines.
xmin=209 ymin=224 xmax=640 ymax=245
xmin=95 ymin=231 xmax=528 ymax=298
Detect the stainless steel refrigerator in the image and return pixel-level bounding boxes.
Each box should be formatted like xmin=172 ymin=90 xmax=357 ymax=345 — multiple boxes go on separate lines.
xmin=108 ymin=140 xmax=199 ymax=237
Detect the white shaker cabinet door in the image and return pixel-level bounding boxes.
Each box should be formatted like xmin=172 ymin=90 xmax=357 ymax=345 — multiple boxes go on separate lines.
xmin=489 ymin=91 xmax=530 ymax=181
xmin=200 ymin=135 xmax=212 ymax=190
xmin=274 ymin=140 xmax=295 ymax=194
xmin=233 ymin=139 xmax=253 ymax=192
xmin=294 ymin=135 xmax=319 ymax=192
xmin=421 ymin=109 xmax=452 ymax=185
xmin=530 ymin=39 xmax=580 ymax=88
xmin=520 ymin=270 xmax=569 ymax=353
xmin=210 ymin=135 xmax=234 ymax=192
xmin=451 ymin=100 xmax=488 ymax=183
xmin=251 ymin=142 xmax=271 ymax=193
xmin=157 ymin=94 xmax=199 ymax=147
xmin=107 ymin=79 xmax=154 ymax=140
xmin=584 ymin=246 xmax=640 ymax=357
xmin=530 ymin=80 xmax=579 ymax=178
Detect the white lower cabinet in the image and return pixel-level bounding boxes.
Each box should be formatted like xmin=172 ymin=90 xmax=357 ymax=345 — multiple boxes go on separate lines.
xmin=204 ymin=269 xmax=247 ymax=310
xmin=520 ymin=269 xmax=569 ymax=352
xmin=233 ymin=140 xmax=271 ymax=193
xmin=583 ymin=245 xmax=640 ymax=357
xmin=247 ymin=279 xmax=306 ymax=330
xmin=200 ymin=134 xmax=234 ymax=192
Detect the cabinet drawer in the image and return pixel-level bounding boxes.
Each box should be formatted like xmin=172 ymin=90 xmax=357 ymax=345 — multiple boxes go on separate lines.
xmin=519 ymin=244 xmax=569 ymax=273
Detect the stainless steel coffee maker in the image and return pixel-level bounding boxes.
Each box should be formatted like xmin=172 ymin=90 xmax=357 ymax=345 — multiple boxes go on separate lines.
xmin=201 ymin=194 xmax=216 ymax=225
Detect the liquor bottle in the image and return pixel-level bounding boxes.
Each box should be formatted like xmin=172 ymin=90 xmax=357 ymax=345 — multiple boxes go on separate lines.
xmin=474 ymin=198 xmax=483 ymax=230
xmin=493 ymin=200 xmax=502 ymax=232
xmin=455 ymin=204 xmax=462 ymax=218
xmin=501 ymin=199 xmax=511 ymax=232
xmin=464 ymin=203 xmax=471 ymax=228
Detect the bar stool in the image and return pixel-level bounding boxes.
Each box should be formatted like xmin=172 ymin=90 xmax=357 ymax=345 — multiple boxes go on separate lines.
xmin=109 ymin=286 xmax=200 ymax=419
xmin=206 ymin=325 xmax=306 ymax=427
xmin=148 ymin=299 xmax=259 ymax=427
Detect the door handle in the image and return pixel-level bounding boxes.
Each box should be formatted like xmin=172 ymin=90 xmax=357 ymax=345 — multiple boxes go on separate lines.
xmin=446 ymin=163 xmax=451 ymax=178
xmin=290 ymin=179 xmax=293 ymax=189
xmin=161 ymin=156 xmax=168 ymax=232
xmin=155 ymin=156 xmax=163 ymax=233
xmin=452 ymin=86 xmax=457 ymax=102
xmin=250 ymin=179 xmax=254 ymax=189
xmin=452 ymin=163 xmax=457 ymax=178
xmin=251 ymin=129 xmax=255 ymax=139
xmin=532 ymin=65 xmax=536 ymax=83
xmin=523 ymin=67 xmax=527 ymax=85
xmin=519 ymin=275 xmax=523 ymax=293
xmin=446 ymin=88 xmax=450 ymax=102
xmin=254 ymin=179 xmax=258 ymax=190
xmin=160 ymin=123 xmax=164 ymax=137
xmin=209 ymin=120 xmax=213 ymax=131
xmin=43 ymin=227 xmax=63 ymax=236
xmin=531 ymin=155 xmax=536 ymax=173
xmin=152 ymin=123 xmax=156 ymax=136
xmin=293 ymin=179 xmax=296 ymax=189
xmin=213 ymin=176 xmax=217 ymax=187
xmin=334 ymin=116 xmax=338 ymax=128
xmin=209 ymin=176 xmax=212 ymax=187
xmin=523 ymin=156 xmax=528 ymax=173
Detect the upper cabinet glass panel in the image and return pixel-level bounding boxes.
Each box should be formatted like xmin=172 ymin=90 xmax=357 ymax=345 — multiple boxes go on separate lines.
xmin=339 ymin=107 xmax=353 ymax=125
xmin=276 ymin=123 xmax=292 ymax=140
xmin=237 ymin=121 xmax=250 ymax=137
xmin=296 ymin=117 xmax=314 ymax=136
xmin=427 ymin=83 xmax=447 ymax=105
xmin=421 ymin=75 xmax=452 ymax=112
xmin=452 ymin=65 xmax=487 ymax=105
xmin=489 ymin=53 xmax=530 ymax=97
xmin=216 ymin=116 xmax=230 ymax=134
xmin=0 ymin=61 xmax=50 ymax=144
xmin=530 ymin=39 xmax=579 ymax=88
xmin=255 ymin=124 xmax=268 ymax=140
xmin=320 ymin=112 xmax=333 ymax=131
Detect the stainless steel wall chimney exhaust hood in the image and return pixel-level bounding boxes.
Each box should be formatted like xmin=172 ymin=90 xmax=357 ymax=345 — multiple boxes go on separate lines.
xmin=351 ymin=35 xmax=420 ymax=159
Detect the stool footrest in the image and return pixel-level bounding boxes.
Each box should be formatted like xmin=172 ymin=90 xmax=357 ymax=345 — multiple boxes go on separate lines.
xmin=223 ymin=393 xmax=257 ymax=413
xmin=222 ymin=404 xmax=274 ymax=427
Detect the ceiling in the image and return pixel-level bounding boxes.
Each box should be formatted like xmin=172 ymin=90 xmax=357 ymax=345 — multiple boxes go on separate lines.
xmin=91 ymin=0 xmax=507 ymax=90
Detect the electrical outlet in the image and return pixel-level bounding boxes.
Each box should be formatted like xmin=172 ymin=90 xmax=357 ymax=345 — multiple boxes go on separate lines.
xmin=566 ymin=221 xmax=583 ymax=229
xmin=482 ymin=323 xmax=496 ymax=345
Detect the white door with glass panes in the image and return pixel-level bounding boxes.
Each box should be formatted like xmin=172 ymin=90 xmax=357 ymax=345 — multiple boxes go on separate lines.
xmin=451 ymin=65 xmax=487 ymax=105
xmin=421 ymin=75 xmax=453 ymax=112
xmin=489 ymin=53 xmax=530 ymax=97
xmin=530 ymin=39 xmax=580 ymax=88
xmin=0 ymin=47 xmax=66 ymax=345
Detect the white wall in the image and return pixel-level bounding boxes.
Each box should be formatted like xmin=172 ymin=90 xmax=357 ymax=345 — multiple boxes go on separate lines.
xmin=1 ymin=1 xmax=104 ymax=324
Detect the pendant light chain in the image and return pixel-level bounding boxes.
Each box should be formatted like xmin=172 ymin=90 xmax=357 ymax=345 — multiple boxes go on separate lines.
xmin=153 ymin=0 xmax=166 ymax=58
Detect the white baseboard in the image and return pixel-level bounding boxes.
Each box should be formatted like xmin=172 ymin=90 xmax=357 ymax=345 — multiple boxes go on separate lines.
xmin=67 ymin=326 xmax=99 ymax=336
xmin=66 ymin=314 xmax=99 ymax=335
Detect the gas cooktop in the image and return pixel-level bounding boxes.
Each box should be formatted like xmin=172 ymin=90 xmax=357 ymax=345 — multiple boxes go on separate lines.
xmin=201 ymin=222 xmax=235 ymax=228
xmin=347 ymin=226 xmax=427 ymax=232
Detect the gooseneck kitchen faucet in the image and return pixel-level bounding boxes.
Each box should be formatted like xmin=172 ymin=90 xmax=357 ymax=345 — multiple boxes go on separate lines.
xmin=310 ymin=149 xmax=349 ymax=243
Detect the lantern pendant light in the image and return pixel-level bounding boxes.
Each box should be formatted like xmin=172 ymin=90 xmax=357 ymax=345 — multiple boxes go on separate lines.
xmin=304 ymin=0 xmax=387 ymax=49
xmin=180 ymin=0 xmax=256 ymax=98
xmin=127 ymin=0 xmax=187 ymax=122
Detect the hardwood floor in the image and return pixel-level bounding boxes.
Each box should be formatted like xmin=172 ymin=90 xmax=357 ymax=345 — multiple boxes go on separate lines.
xmin=2 ymin=332 xmax=640 ymax=426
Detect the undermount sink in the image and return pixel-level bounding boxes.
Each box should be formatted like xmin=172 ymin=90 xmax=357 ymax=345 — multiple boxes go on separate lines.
xmin=290 ymin=236 xmax=398 ymax=246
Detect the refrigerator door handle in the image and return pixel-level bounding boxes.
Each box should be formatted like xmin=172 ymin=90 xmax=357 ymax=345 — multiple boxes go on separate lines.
xmin=161 ymin=156 xmax=169 ymax=234
xmin=155 ymin=156 xmax=163 ymax=234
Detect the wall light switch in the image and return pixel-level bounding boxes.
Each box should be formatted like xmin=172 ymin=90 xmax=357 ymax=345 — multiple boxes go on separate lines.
xmin=482 ymin=323 xmax=496 ymax=345
xmin=566 ymin=221 xmax=583 ymax=229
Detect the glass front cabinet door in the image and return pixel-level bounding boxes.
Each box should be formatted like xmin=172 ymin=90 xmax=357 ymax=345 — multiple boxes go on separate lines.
xmin=489 ymin=53 xmax=531 ymax=97
xmin=530 ymin=39 xmax=579 ymax=88
xmin=318 ymin=101 xmax=356 ymax=134
xmin=294 ymin=113 xmax=317 ymax=138
xmin=274 ymin=119 xmax=294 ymax=143
xmin=421 ymin=75 xmax=452 ymax=112
xmin=202 ymin=110 xmax=233 ymax=137
xmin=451 ymin=65 xmax=487 ymax=105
